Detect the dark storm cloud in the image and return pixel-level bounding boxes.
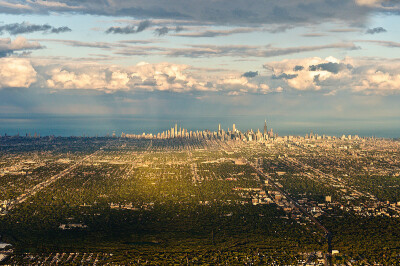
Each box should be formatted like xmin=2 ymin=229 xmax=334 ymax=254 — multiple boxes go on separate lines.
xmin=242 ymin=71 xmax=258 ymax=78
xmin=136 ymin=20 xmax=151 ymax=32
xmin=272 ymin=73 xmax=298 ymax=79
xmin=154 ymin=25 xmax=184 ymax=36
xmin=313 ymin=74 xmax=320 ymax=83
xmin=50 ymin=26 xmax=72 ymax=33
xmin=0 ymin=22 xmax=71 ymax=35
xmin=1 ymin=0 xmax=398 ymax=27
xmin=154 ymin=26 xmax=169 ymax=36
xmin=0 ymin=23 xmax=50 ymax=34
xmin=105 ymin=25 xmax=137 ymax=34
xmin=366 ymin=27 xmax=387 ymax=34
xmin=106 ymin=20 xmax=151 ymax=34
xmin=293 ymin=65 xmax=304 ymax=71
xmin=309 ymin=62 xmax=353 ymax=74
xmin=175 ymin=26 xmax=184 ymax=32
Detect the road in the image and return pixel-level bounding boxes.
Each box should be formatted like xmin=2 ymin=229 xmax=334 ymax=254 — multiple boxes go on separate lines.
xmin=2 ymin=148 xmax=105 ymax=214
xmin=247 ymin=160 xmax=333 ymax=265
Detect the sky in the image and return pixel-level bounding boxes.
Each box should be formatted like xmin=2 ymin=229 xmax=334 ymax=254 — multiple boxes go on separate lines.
xmin=1 ymin=0 xmax=400 ymax=136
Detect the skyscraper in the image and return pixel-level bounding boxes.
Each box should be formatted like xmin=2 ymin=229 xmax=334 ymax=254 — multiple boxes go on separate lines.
xmin=233 ymin=124 xmax=236 ymax=132
xmin=218 ymin=123 xmax=221 ymax=132
xmin=264 ymin=120 xmax=267 ymax=135
xmin=175 ymin=123 xmax=178 ymax=136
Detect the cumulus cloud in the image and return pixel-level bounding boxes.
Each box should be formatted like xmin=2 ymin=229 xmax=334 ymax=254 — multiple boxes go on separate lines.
xmin=175 ymin=26 xmax=184 ymax=32
xmin=41 ymin=62 xmax=209 ymax=92
xmin=366 ymin=27 xmax=387 ymax=34
xmin=264 ymin=56 xmax=354 ymax=91
xmin=50 ymin=26 xmax=71 ymax=33
xmin=356 ymin=72 xmax=400 ymax=94
xmin=46 ymin=67 xmax=130 ymax=91
xmin=352 ymin=60 xmax=400 ymax=95
xmin=264 ymin=56 xmax=400 ymax=95
xmin=242 ymin=71 xmax=258 ymax=78
xmin=27 ymin=60 xmax=271 ymax=95
xmin=154 ymin=26 xmax=169 ymax=36
xmin=3 ymin=55 xmax=400 ymax=96
xmin=0 ymin=58 xmax=37 ymax=88
xmin=106 ymin=25 xmax=136 ymax=34
xmin=106 ymin=20 xmax=151 ymax=34
xmin=293 ymin=65 xmax=304 ymax=71
xmin=136 ymin=20 xmax=151 ymax=32
xmin=0 ymin=36 xmax=43 ymax=57
xmin=217 ymin=75 xmax=271 ymax=94
xmin=309 ymin=62 xmax=353 ymax=74
xmin=0 ymin=22 xmax=71 ymax=35
xmin=272 ymin=73 xmax=298 ymax=79
xmin=154 ymin=25 xmax=184 ymax=36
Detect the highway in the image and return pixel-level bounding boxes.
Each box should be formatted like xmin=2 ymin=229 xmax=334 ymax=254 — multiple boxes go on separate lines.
xmin=247 ymin=161 xmax=333 ymax=265
xmin=2 ymin=148 xmax=105 ymax=215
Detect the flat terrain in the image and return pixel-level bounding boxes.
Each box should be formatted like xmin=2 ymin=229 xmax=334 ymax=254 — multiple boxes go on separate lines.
xmin=1 ymin=136 xmax=400 ymax=264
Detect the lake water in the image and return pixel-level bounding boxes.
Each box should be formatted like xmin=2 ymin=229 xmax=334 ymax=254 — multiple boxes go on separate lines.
xmin=1 ymin=114 xmax=399 ymax=138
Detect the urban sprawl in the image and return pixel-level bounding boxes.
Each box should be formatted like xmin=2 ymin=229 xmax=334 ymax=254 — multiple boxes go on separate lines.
xmin=1 ymin=121 xmax=400 ymax=265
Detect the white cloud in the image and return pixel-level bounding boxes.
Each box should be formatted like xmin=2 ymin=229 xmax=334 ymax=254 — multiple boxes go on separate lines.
xmin=354 ymin=68 xmax=400 ymax=95
xmin=42 ymin=62 xmax=208 ymax=92
xmin=265 ymin=56 xmax=353 ymax=91
xmin=4 ymin=56 xmax=400 ymax=96
xmin=216 ymin=75 xmax=271 ymax=94
xmin=264 ymin=56 xmax=400 ymax=95
xmin=42 ymin=61 xmax=273 ymax=94
xmin=46 ymin=68 xmax=122 ymax=90
xmin=0 ymin=58 xmax=37 ymax=88
xmin=0 ymin=36 xmax=43 ymax=56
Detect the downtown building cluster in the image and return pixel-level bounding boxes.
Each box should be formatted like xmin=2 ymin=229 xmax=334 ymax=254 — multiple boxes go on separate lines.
xmin=121 ymin=121 xmax=276 ymax=142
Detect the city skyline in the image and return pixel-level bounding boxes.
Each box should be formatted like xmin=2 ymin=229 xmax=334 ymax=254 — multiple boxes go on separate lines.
xmin=122 ymin=121 xmax=277 ymax=140
xmin=0 ymin=119 xmax=372 ymax=141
